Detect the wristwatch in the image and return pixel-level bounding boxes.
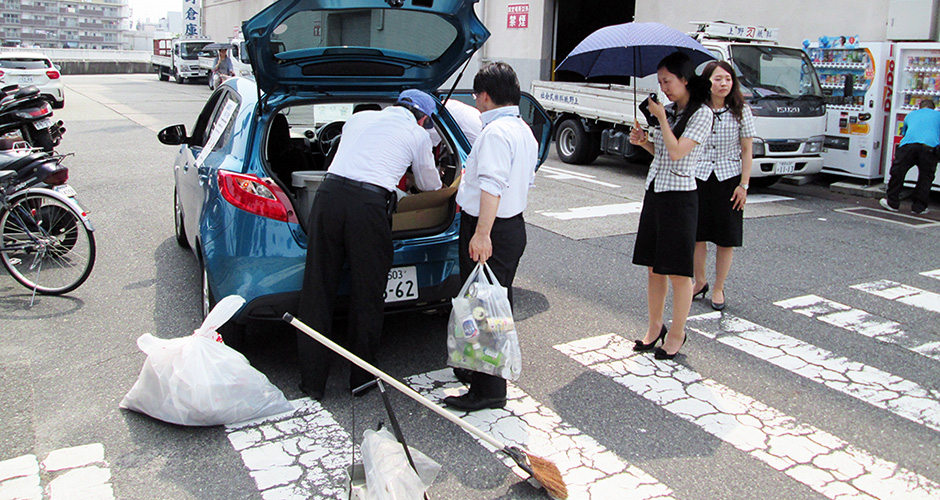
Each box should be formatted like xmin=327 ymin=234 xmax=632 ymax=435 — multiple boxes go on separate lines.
xmin=739 ymin=183 xmax=749 ymax=190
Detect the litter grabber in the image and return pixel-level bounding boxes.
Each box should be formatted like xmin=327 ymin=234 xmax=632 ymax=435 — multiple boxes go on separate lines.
xmin=283 ymin=313 xmax=568 ymax=499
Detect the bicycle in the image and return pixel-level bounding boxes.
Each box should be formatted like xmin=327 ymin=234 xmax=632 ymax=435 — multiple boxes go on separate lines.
xmin=0 ymin=169 xmax=95 ymax=303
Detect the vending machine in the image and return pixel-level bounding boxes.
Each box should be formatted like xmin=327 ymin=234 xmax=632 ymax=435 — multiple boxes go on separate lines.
xmin=808 ymin=42 xmax=894 ymax=180
xmin=887 ymin=42 xmax=940 ymax=192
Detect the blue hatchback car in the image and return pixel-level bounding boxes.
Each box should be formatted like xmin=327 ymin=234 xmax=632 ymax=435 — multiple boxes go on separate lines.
xmin=158 ymin=0 xmax=552 ymax=346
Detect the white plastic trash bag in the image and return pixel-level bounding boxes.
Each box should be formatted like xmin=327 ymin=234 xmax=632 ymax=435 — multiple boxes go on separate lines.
xmin=361 ymin=428 xmax=441 ymax=500
xmin=447 ymin=262 xmax=522 ymax=381
xmin=119 ymin=295 xmax=293 ymax=426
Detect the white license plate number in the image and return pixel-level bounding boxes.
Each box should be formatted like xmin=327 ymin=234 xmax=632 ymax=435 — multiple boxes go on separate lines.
xmin=19 ymin=76 xmax=33 ymax=84
xmin=384 ymin=266 xmax=418 ymax=303
xmin=33 ymin=117 xmax=54 ymax=130
xmin=776 ymin=161 xmax=796 ymax=175
xmin=54 ymin=184 xmax=76 ymax=197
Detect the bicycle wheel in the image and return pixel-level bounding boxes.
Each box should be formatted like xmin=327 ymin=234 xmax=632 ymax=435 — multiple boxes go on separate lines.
xmin=0 ymin=191 xmax=96 ymax=295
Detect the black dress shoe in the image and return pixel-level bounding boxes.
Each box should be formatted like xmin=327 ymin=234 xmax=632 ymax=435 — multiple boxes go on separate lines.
xmin=693 ymin=282 xmax=709 ymax=300
xmin=299 ymin=383 xmax=324 ymax=401
xmin=633 ymin=324 xmax=667 ymax=352
xmin=453 ymin=367 xmax=474 ymax=385
xmin=710 ymin=299 xmax=726 ymax=311
xmin=654 ymin=333 xmax=687 ymax=360
xmin=443 ymin=392 xmax=506 ymax=411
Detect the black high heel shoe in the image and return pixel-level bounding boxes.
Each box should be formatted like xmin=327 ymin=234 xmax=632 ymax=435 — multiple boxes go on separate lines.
xmin=633 ymin=324 xmax=668 ymax=352
xmin=654 ymin=332 xmax=687 ymax=360
xmin=693 ymin=283 xmax=709 ymax=300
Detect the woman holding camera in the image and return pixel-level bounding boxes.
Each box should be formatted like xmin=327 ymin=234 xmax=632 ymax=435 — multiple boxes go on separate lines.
xmin=628 ymin=52 xmax=710 ymax=360
xmin=692 ymin=61 xmax=755 ymax=311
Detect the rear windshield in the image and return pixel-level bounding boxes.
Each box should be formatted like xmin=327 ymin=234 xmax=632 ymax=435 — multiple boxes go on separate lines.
xmin=0 ymin=58 xmax=51 ymax=69
xmin=274 ymin=8 xmax=458 ymax=61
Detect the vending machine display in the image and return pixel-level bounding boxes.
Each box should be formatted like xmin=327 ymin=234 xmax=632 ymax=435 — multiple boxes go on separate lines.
xmin=808 ymin=42 xmax=894 ymax=180
xmin=887 ymin=42 xmax=940 ymax=193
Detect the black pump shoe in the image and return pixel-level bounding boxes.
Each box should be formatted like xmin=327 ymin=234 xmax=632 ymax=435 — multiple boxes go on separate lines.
xmin=654 ymin=332 xmax=687 ymax=360
xmin=693 ymin=283 xmax=709 ymax=300
xmin=633 ymin=324 xmax=668 ymax=352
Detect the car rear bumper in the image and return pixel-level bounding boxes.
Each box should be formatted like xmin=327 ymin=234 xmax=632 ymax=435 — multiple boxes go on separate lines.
xmin=752 ymin=156 xmax=823 ymax=177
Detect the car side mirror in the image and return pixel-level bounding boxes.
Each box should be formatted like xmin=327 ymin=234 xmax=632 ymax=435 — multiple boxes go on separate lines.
xmin=158 ymin=124 xmax=189 ymax=145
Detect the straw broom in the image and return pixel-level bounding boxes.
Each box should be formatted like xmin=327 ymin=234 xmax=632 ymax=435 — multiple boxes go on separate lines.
xmin=283 ymin=313 xmax=568 ymax=499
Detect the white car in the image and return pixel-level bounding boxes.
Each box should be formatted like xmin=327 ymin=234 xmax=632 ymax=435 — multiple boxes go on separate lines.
xmin=0 ymin=52 xmax=65 ymax=108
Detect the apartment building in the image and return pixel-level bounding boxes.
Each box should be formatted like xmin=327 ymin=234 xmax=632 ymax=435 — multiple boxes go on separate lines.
xmin=1 ymin=0 xmax=128 ymax=49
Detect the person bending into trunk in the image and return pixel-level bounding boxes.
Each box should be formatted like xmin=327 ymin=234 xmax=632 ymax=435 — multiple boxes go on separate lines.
xmin=296 ymin=90 xmax=442 ymax=401
xmin=444 ymin=62 xmax=538 ymax=412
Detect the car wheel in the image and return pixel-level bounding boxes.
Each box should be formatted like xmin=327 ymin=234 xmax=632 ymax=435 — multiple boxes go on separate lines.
xmin=201 ymin=255 xmax=247 ymax=351
xmin=51 ymin=98 xmax=64 ymax=109
xmin=751 ymin=176 xmax=781 ymax=189
xmin=555 ymin=118 xmax=599 ymax=164
xmin=174 ymin=188 xmax=189 ymax=249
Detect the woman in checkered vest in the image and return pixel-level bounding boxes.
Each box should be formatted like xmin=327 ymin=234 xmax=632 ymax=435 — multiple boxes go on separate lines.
xmin=628 ymin=52 xmax=711 ymax=360
xmin=692 ymin=61 xmax=756 ymax=312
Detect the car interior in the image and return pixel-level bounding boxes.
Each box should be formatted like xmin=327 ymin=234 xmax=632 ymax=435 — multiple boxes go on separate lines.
xmin=263 ymin=99 xmax=463 ymax=238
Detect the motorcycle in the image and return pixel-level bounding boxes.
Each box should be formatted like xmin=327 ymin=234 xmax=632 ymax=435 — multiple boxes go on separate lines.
xmin=0 ymin=84 xmax=66 ymax=152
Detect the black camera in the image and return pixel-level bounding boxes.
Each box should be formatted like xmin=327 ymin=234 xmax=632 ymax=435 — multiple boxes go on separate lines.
xmin=639 ymin=94 xmax=659 ymax=127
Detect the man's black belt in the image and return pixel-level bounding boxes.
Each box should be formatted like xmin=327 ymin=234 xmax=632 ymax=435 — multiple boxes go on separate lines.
xmin=323 ymin=173 xmax=391 ymax=198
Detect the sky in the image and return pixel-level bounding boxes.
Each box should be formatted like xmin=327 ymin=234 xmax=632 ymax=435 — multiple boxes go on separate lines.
xmin=127 ymin=0 xmax=181 ymax=23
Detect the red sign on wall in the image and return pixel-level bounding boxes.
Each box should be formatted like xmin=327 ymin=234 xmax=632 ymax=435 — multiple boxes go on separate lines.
xmin=313 ymin=21 xmax=321 ymax=37
xmin=507 ymin=4 xmax=529 ymax=29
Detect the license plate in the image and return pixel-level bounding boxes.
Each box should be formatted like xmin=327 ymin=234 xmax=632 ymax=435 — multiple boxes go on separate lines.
xmin=384 ymin=266 xmax=418 ymax=303
xmin=33 ymin=117 xmax=54 ymax=130
xmin=776 ymin=161 xmax=796 ymax=175
xmin=19 ymin=76 xmax=33 ymax=84
xmin=54 ymin=184 xmax=76 ymax=197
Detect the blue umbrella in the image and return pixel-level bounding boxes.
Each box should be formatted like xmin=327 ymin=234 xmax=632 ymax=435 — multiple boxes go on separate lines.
xmin=556 ymin=22 xmax=715 ymax=81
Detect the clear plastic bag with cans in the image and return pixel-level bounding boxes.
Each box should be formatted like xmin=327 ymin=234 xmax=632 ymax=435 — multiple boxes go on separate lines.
xmin=447 ymin=262 xmax=521 ymax=381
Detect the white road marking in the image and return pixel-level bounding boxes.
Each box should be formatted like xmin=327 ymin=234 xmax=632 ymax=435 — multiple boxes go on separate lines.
xmin=225 ymin=400 xmax=352 ymax=500
xmin=539 ymin=166 xmax=622 ymax=188
xmin=852 ymin=280 xmax=940 ymax=314
xmin=537 ymin=194 xmax=793 ymax=220
xmin=407 ymin=369 xmax=676 ymax=500
xmin=686 ymin=312 xmax=940 ymax=432
xmin=775 ymin=295 xmax=940 ymax=362
xmin=0 ymin=444 xmax=113 ymax=500
xmin=555 ymin=333 xmax=940 ymax=500
xmin=922 ymin=269 xmax=940 ymax=281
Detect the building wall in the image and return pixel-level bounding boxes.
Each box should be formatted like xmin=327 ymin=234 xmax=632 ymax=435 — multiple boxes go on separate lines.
xmin=0 ymin=0 xmax=128 ymax=49
xmin=203 ymin=0 xmax=270 ymax=42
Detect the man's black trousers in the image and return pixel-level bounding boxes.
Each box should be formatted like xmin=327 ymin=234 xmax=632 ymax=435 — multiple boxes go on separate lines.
xmin=886 ymin=143 xmax=938 ymax=213
xmin=297 ymin=178 xmax=393 ymax=396
xmin=458 ymin=210 xmax=526 ymax=400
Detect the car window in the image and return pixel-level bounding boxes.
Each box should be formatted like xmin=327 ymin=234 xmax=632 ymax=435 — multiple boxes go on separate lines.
xmin=206 ymin=92 xmax=241 ymax=154
xmin=190 ymin=90 xmax=225 ymax=147
xmin=0 ymin=58 xmax=51 ymax=69
xmin=273 ymin=8 xmax=457 ymax=61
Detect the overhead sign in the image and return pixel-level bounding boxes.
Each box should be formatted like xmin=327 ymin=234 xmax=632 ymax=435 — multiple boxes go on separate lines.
xmin=696 ymin=21 xmax=778 ymax=42
xmin=183 ymin=0 xmax=200 ymax=37
xmin=507 ymin=4 xmax=529 ymax=29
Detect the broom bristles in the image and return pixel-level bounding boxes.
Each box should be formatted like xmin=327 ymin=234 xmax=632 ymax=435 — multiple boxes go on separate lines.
xmin=526 ymin=452 xmax=568 ymax=499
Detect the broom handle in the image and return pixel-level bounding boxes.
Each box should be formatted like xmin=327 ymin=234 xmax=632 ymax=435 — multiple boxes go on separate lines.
xmin=284 ymin=313 xmax=507 ymax=451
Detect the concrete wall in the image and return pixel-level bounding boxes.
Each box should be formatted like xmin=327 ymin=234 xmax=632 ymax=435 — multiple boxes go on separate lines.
xmin=0 ymin=47 xmax=153 ymax=75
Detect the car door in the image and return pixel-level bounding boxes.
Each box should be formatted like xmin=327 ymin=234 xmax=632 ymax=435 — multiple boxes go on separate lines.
xmin=444 ymin=91 xmax=553 ymax=169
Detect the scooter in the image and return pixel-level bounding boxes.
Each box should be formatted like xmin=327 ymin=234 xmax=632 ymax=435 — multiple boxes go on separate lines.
xmin=0 ymin=84 xmax=66 ymax=152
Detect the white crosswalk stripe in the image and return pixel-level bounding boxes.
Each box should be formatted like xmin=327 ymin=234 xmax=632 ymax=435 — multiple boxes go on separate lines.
xmin=407 ymin=369 xmax=676 ymax=500
xmin=0 ymin=444 xmax=113 ymax=500
xmin=555 ymin=334 xmax=940 ymax=500
xmin=686 ymin=311 xmax=940 ymax=432
xmin=852 ymin=280 xmax=940 ymax=314
xmin=775 ymin=295 xmax=940 ymax=362
xmin=920 ymin=269 xmax=940 ymax=281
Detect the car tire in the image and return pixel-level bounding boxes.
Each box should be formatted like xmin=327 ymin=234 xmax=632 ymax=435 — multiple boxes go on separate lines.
xmin=51 ymin=98 xmax=64 ymax=109
xmin=555 ymin=118 xmax=599 ymax=164
xmin=174 ymin=188 xmax=189 ymax=249
xmin=751 ymin=176 xmax=781 ymax=189
xmin=201 ymin=255 xmax=247 ymax=351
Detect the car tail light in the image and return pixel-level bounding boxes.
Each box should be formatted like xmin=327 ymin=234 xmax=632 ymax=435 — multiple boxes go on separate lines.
xmin=46 ymin=70 xmax=60 ymax=79
xmin=218 ymin=170 xmax=298 ymax=223
xmin=0 ymin=70 xmax=4 ymax=78
xmin=43 ymin=168 xmax=69 ymax=186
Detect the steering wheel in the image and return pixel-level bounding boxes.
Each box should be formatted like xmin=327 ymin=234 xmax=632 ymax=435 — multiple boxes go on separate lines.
xmin=316 ymin=121 xmax=345 ymax=156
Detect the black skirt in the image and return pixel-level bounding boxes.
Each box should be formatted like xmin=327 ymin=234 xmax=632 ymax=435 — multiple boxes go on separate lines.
xmin=632 ymin=186 xmax=698 ymax=277
xmin=696 ymin=173 xmax=743 ymax=247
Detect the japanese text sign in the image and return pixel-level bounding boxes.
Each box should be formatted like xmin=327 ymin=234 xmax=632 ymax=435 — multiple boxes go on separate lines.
xmin=507 ymin=4 xmax=529 ymax=29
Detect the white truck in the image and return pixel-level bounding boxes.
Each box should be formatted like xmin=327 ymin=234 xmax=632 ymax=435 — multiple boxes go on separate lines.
xmin=198 ymin=36 xmax=258 ymax=89
xmin=533 ymin=22 xmax=827 ymax=187
xmin=152 ymin=37 xmax=214 ymax=84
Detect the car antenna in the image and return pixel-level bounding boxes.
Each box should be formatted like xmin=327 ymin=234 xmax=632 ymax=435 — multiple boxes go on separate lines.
xmin=441 ymin=53 xmax=475 ymax=105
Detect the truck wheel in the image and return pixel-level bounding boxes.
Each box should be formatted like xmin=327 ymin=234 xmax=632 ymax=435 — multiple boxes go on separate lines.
xmin=751 ymin=176 xmax=781 ymax=188
xmin=174 ymin=69 xmax=185 ymax=84
xmin=159 ymin=68 xmax=169 ymax=81
xmin=556 ymin=119 xmax=598 ymax=164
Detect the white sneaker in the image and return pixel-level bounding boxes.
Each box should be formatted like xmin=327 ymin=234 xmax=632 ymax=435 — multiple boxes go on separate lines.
xmin=879 ymin=198 xmax=899 ymax=212
xmin=913 ymin=207 xmax=930 ymax=215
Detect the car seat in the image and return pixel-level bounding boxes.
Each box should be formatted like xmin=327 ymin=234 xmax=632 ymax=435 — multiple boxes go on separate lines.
xmin=267 ymin=113 xmax=311 ymax=186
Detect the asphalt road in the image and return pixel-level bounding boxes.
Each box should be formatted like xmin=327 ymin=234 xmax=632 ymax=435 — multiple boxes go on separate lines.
xmin=2 ymin=74 xmax=940 ymax=500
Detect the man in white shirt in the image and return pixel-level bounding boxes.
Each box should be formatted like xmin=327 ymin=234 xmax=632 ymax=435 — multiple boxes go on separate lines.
xmin=297 ymin=90 xmax=442 ymax=401
xmin=429 ymin=99 xmax=483 ymax=147
xmin=444 ymin=62 xmax=538 ymax=412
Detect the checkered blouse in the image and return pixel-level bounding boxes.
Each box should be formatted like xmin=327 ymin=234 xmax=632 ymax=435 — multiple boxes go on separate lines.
xmin=646 ymin=103 xmax=712 ymax=192
xmin=694 ymin=105 xmax=757 ymax=181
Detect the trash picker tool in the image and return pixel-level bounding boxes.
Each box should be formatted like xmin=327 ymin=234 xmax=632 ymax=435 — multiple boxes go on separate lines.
xmin=283 ymin=313 xmax=567 ymax=499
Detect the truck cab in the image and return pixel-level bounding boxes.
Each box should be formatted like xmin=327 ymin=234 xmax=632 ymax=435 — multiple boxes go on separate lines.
xmin=692 ymin=22 xmax=827 ymax=186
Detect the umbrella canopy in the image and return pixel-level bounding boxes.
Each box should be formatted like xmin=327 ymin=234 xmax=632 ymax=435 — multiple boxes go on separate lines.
xmin=556 ymin=22 xmax=715 ymax=81
xmin=203 ymin=42 xmax=236 ymax=51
